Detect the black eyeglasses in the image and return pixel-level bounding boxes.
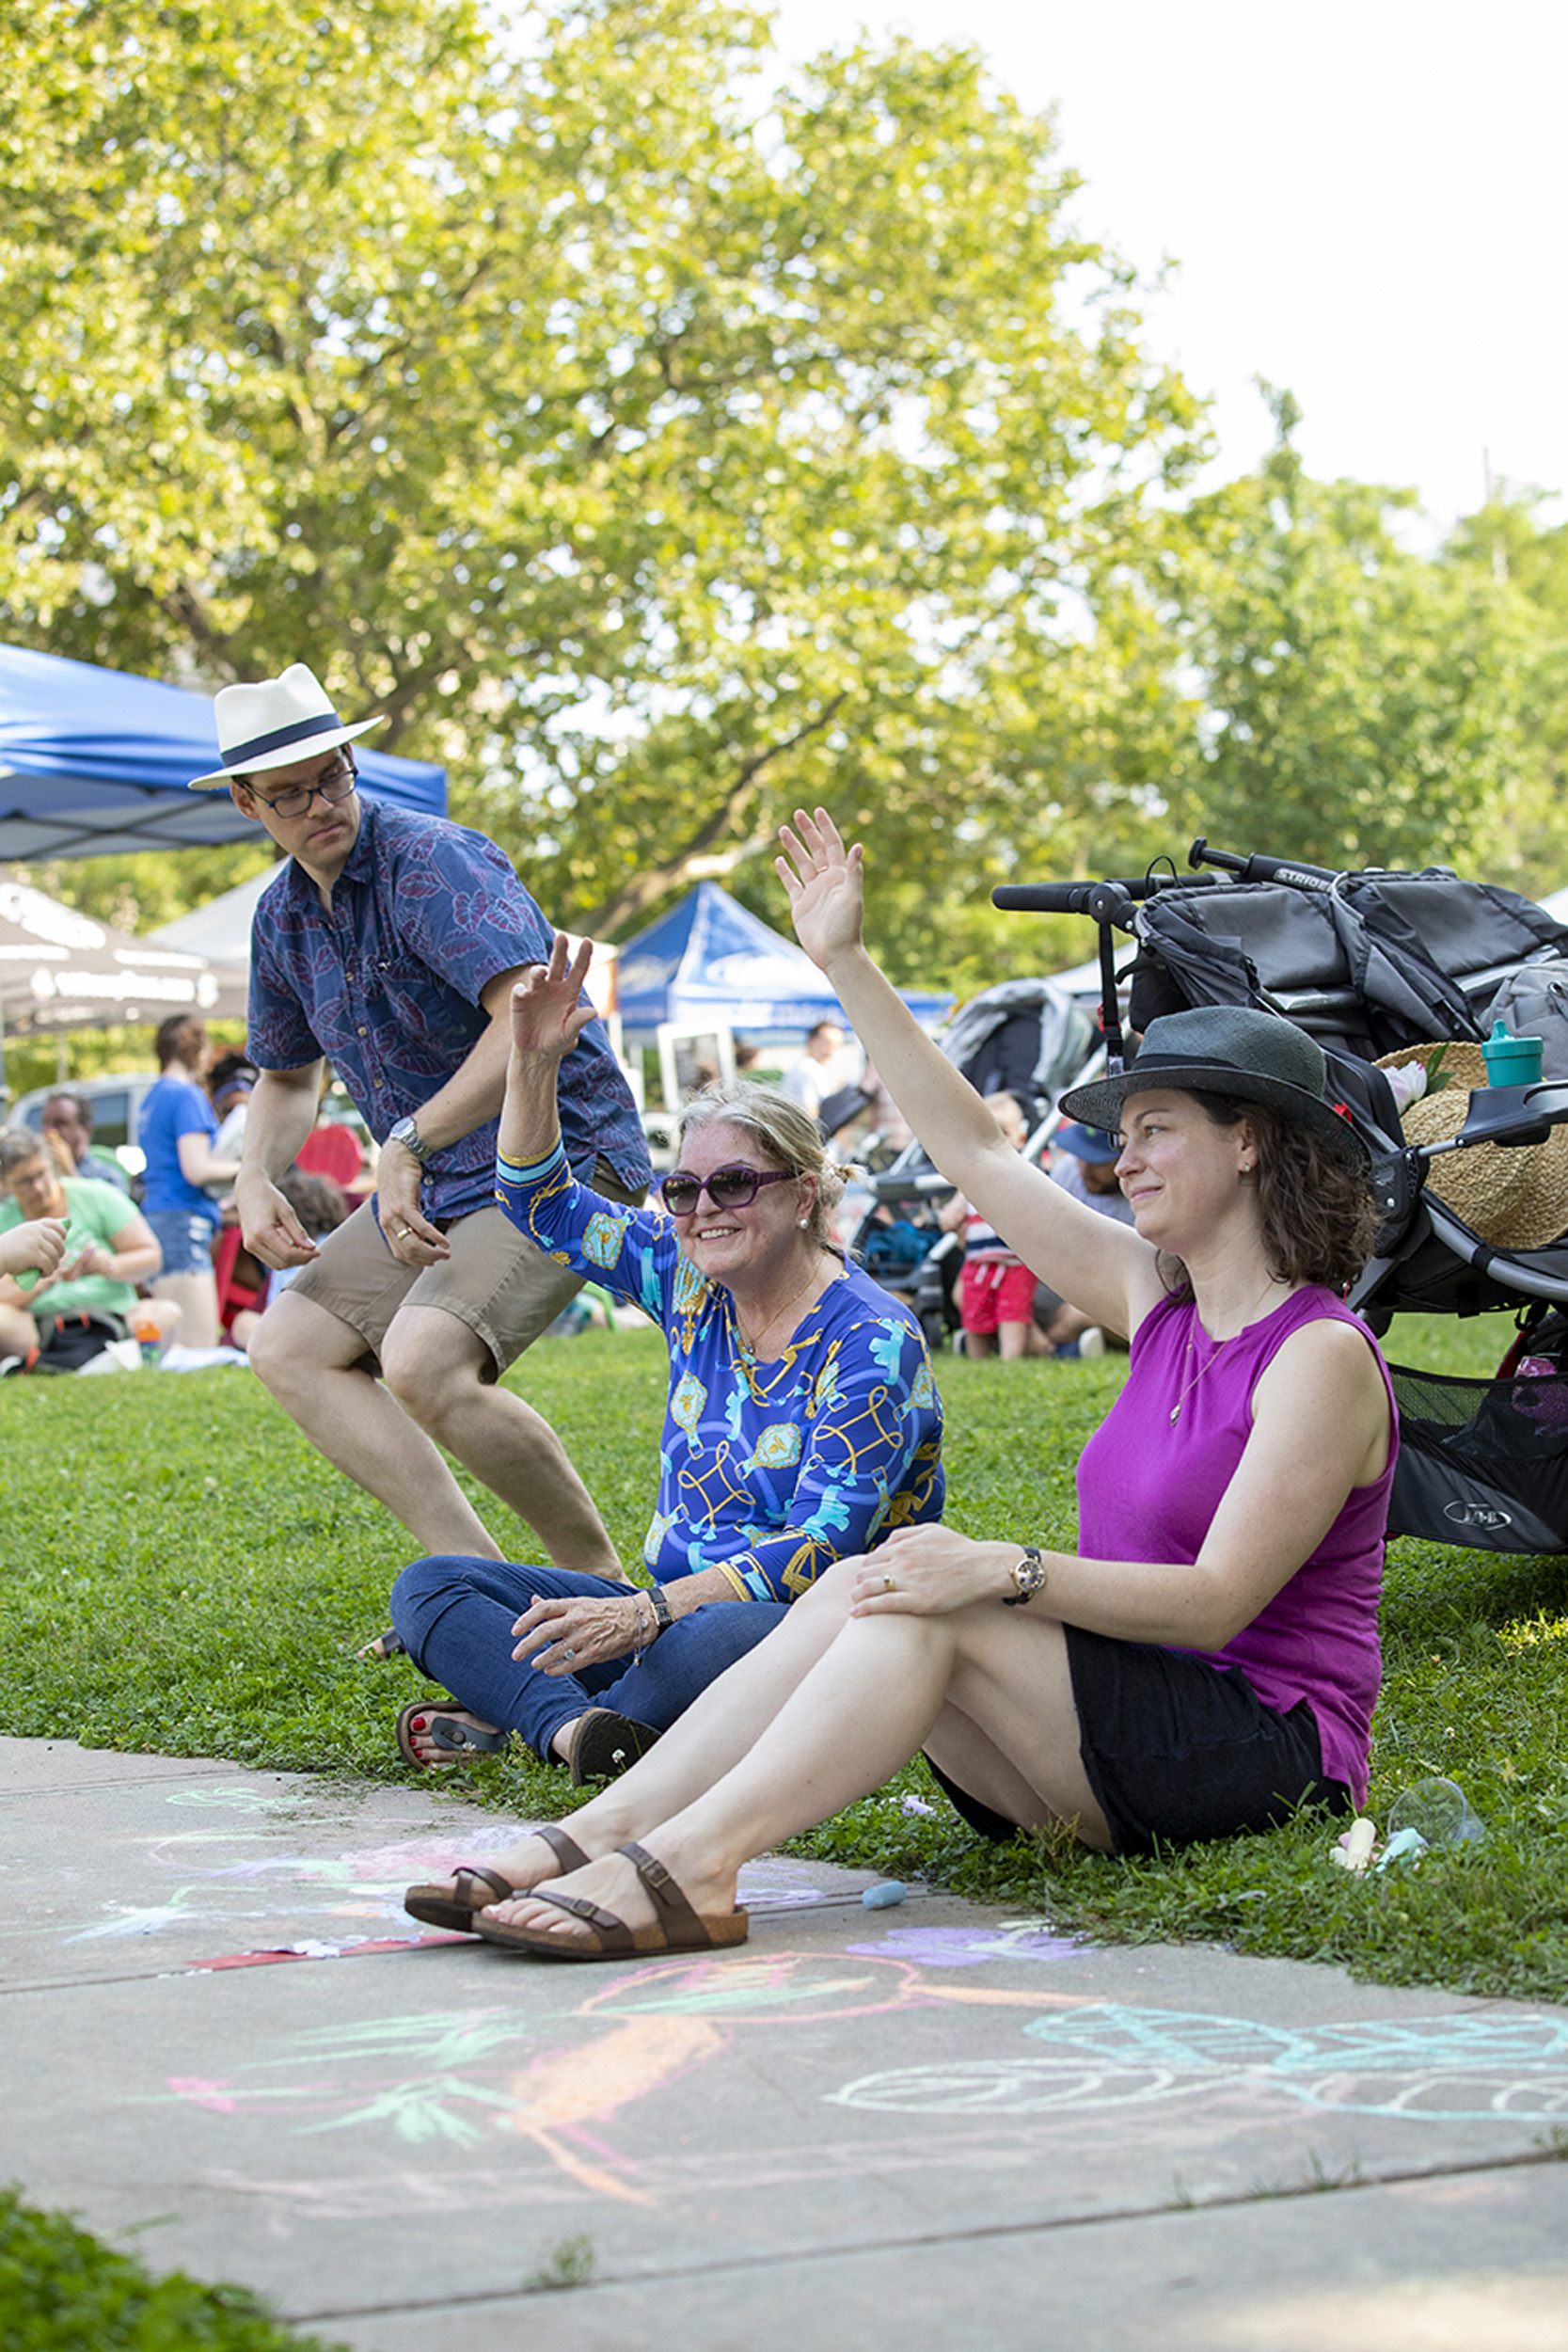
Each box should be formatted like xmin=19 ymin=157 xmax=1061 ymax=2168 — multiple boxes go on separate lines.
xmin=659 ymin=1164 xmax=799 ymax=1216
xmin=245 ymin=755 xmax=358 ymax=820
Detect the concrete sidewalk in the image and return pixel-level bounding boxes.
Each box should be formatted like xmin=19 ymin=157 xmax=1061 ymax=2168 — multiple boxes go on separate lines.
xmin=3 ymin=1735 xmax=1565 ymax=2350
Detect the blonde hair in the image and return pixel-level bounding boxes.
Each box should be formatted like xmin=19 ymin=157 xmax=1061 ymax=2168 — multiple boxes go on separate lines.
xmin=678 ymin=1081 xmax=849 ymax=1251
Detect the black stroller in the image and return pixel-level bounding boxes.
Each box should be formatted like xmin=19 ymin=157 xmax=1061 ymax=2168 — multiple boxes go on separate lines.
xmin=994 ymin=840 xmax=1568 ymax=1555
xmin=853 ymin=978 xmax=1101 ymax=1351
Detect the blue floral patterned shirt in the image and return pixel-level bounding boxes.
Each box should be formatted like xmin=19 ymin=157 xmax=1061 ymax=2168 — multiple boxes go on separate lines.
xmin=497 ymin=1141 xmax=945 ymax=1600
xmin=246 ymin=802 xmax=650 ymax=1219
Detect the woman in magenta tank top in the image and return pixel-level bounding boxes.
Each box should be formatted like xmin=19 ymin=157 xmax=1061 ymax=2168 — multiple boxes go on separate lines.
xmin=405 ymin=816 xmax=1396 ymax=1962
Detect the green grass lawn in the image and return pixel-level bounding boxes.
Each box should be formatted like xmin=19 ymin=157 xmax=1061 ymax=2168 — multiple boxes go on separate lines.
xmin=3 ymin=1311 xmax=1566 ymax=2002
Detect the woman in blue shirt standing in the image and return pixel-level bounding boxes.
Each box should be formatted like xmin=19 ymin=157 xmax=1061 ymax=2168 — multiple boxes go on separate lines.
xmin=392 ymin=937 xmax=942 ymax=1871
xmin=137 ymin=1015 xmax=242 ymax=1347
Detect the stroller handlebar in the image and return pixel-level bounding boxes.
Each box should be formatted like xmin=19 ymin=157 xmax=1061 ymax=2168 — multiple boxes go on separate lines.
xmin=1189 ymin=838 xmax=1343 ymax=893
xmin=991 ymin=879 xmax=1146 ymax=925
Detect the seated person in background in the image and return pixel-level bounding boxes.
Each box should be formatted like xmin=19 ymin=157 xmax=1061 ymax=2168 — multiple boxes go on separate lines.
xmin=781 ymin=1019 xmax=847 ymax=1122
xmin=391 ymin=936 xmax=942 ymax=1868
xmin=415 ymin=812 xmax=1394 ymax=1963
xmin=1034 ymin=1121 xmax=1136 ymax=1359
xmin=40 ymin=1093 xmax=131 ymax=1193
xmin=208 ymin=1056 xmax=258 ymax=1164
xmin=938 ymin=1090 xmax=1041 ymax=1360
xmin=0 ymin=1132 xmax=181 ymax=1366
xmin=138 ymin=1014 xmax=242 ymax=1348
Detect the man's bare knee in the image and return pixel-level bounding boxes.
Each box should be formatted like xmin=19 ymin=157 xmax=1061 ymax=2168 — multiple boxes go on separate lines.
xmin=248 ymin=1295 xmax=356 ymax=1400
xmin=380 ymin=1316 xmax=486 ymax=1426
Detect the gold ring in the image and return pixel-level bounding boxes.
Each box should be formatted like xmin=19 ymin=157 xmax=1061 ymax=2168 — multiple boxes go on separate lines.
xmin=393 ymin=1225 xmax=411 ymax=1239
xmin=883 ymin=1573 xmax=895 ymax=1592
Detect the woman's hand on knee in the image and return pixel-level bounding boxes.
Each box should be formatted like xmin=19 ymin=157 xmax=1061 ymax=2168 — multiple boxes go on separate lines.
xmin=511 ymin=1589 xmax=643 ymax=1672
xmin=851 ymin=1526 xmax=1021 ymax=1617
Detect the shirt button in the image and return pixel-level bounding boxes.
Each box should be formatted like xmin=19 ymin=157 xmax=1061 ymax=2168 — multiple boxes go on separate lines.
xmin=357 ymin=1025 xmax=368 ymax=1036
xmin=373 ymin=1078 xmax=384 ymax=1089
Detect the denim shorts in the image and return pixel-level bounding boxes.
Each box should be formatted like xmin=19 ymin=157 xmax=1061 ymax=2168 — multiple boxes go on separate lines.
xmin=145 ymin=1209 xmax=217 ymax=1277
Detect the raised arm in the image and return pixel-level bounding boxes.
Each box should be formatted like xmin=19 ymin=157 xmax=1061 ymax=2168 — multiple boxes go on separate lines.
xmin=777 ymin=809 xmax=1158 ymax=1340
xmin=497 ymin=934 xmax=600 ymax=1167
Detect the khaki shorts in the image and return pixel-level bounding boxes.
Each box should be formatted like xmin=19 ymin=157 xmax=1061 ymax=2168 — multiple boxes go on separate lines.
xmin=287 ymin=1160 xmax=643 ymax=1380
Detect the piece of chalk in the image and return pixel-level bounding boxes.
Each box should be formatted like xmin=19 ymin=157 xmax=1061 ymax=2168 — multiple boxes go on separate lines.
xmin=862 ymin=1881 xmax=906 ymax=1910
xmin=1341 ymin=1817 xmax=1377 ymax=1871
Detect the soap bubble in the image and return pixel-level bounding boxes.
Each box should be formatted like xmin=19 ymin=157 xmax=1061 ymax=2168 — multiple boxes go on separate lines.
xmin=1386 ymin=1775 xmax=1485 ymax=1848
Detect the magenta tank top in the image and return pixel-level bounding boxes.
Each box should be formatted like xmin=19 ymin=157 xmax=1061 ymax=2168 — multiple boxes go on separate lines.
xmin=1075 ymin=1286 xmax=1396 ymax=1806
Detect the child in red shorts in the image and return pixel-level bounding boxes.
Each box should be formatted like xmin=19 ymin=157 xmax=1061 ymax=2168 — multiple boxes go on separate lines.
xmin=939 ymin=1090 xmax=1039 ymax=1359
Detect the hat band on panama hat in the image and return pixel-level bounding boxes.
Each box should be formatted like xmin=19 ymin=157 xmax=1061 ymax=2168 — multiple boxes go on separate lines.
xmin=224 ymin=710 xmax=351 ymax=770
xmin=187 ymin=660 xmax=386 ymax=786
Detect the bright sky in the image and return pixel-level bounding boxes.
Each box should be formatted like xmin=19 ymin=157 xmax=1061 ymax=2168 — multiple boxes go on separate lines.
xmin=770 ymin=0 xmax=1568 ymax=545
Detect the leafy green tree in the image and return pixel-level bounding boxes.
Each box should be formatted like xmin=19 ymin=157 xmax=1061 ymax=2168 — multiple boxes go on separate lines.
xmin=1443 ymin=494 xmax=1568 ymax=894
xmin=0 ymin=0 xmax=1206 ymax=982
xmin=1163 ymin=390 xmax=1532 ymax=882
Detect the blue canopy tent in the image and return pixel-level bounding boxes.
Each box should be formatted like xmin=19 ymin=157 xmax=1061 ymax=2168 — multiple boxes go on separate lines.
xmin=0 ymin=642 xmax=445 ymax=859
xmin=616 ymin=881 xmax=951 ymax=1043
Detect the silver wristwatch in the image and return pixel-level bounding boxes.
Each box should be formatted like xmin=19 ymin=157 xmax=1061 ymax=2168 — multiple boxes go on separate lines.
xmin=1003 ymin=1546 xmax=1047 ymax=1607
xmin=387 ymin=1114 xmax=434 ymax=1164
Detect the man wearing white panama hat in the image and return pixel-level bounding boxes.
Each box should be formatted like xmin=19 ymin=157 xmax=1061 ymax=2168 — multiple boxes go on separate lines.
xmin=190 ymin=663 xmax=651 ymax=1573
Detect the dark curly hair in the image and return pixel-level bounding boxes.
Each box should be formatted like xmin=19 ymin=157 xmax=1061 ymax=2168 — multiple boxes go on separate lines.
xmin=1162 ymin=1094 xmax=1377 ymax=1295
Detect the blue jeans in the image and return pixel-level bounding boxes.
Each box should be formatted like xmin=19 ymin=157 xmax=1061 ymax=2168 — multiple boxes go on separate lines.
xmin=389 ymin=1556 xmax=789 ymax=1762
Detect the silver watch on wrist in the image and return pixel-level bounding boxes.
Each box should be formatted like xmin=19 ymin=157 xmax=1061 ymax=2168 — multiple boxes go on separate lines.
xmin=387 ymin=1114 xmax=434 ymax=1164
xmin=1003 ymin=1546 xmax=1047 ymax=1607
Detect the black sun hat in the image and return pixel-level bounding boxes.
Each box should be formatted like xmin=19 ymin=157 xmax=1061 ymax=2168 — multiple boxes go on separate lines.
xmin=1059 ymin=1005 xmax=1367 ymax=1163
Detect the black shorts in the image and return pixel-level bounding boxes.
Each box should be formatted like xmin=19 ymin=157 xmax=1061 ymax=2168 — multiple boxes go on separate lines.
xmin=927 ymin=1624 xmax=1354 ymax=1857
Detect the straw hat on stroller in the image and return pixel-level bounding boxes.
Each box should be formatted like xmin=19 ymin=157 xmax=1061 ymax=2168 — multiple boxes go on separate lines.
xmin=1379 ymin=1041 xmax=1568 ymax=1250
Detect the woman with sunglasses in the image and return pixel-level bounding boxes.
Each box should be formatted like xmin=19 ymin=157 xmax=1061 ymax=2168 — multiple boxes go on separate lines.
xmin=404 ymin=812 xmax=1394 ymax=1963
xmin=388 ymin=934 xmax=942 ymax=1823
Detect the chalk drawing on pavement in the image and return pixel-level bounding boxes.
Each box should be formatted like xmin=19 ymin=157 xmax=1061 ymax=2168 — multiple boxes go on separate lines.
xmin=828 ymin=2002 xmax=1568 ymax=2122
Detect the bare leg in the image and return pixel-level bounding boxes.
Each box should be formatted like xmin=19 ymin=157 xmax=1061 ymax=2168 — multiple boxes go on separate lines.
xmin=490 ymin=1598 xmax=1110 ymax=1945
xmin=249 ymin=1290 xmax=506 ymax=1558
xmin=0 ymin=1302 xmax=35 ymax=1355
xmin=380 ymin=1304 xmax=619 ymax=1574
xmin=962 ymin=1330 xmax=995 ymax=1360
xmin=152 ymin=1269 xmax=220 ymax=1348
xmin=421 ymin=1561 xmax=863 ymax=1900
xmin=997 ymin=1320 xmax=1032 ymax=1360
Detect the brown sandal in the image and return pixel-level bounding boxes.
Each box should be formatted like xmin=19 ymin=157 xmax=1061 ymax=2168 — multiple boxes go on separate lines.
xmin=403 ymin=1822 xmax=590 ymax=1931
xmin=471 ymin=1840 xmax=748 ymax=1961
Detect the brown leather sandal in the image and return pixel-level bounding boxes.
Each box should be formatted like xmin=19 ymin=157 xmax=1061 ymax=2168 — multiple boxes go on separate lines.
xmin=403 ymin=1822 xmax=591 ymax=1931
xmin=471 ymin=1840 xmax=749 ymax=1961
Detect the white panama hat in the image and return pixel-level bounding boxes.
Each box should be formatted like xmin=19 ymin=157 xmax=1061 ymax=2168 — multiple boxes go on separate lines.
xmin=188 ymin=662 xmax=385 ymax=787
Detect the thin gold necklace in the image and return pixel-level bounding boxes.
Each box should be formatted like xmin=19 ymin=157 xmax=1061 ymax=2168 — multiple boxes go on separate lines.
xmin=733 ymin=1257 xmax=827 ymax=1370
xmin=1168 ymin=1280 xmax=1280 ymax=1425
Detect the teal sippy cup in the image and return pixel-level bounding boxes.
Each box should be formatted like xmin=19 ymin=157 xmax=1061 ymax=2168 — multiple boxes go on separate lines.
xmin=1481 ymin=1019 xmax=1544 ymax=1087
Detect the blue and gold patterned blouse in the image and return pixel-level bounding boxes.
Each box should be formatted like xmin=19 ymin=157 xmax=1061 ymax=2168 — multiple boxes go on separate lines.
xmin=497 ymin=1141 xmax=944 ymax=1601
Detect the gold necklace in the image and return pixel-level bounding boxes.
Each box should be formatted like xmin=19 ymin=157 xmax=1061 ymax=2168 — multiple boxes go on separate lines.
xmin=1168 ymin=1281 xmax=1280 ymax=1425
xmin=733 ymin=1257 xmax=827 ymax=1370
